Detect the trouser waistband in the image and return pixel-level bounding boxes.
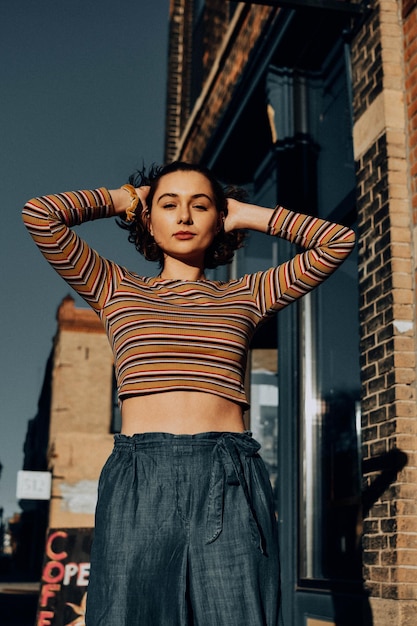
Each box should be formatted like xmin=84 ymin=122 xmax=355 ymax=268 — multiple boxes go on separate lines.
xmin=113 ymin=430 xmax=265 ymax=552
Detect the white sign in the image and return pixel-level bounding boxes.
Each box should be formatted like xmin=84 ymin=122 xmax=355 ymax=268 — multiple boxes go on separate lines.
xmin=16 ymin=470 xmax=52 ymax=500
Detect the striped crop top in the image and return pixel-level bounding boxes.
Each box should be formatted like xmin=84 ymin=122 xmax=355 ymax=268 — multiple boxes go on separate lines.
xmin=22 ymin=188 xmax=355 ymax=409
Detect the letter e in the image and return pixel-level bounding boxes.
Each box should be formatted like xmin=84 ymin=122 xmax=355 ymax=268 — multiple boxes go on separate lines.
xmin=37 ymin=611 xmax=54 ymax=626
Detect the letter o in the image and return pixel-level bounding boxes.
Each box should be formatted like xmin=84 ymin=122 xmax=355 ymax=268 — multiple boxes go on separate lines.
xmin=42 ymin=560 xmax=65 ymax=584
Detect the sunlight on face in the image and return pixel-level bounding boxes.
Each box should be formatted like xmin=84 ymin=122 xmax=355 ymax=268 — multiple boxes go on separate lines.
xmin=149 ymin=171 xmax=223 ymax=267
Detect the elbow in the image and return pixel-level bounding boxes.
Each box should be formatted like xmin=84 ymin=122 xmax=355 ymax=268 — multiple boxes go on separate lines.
xmin=21 ymin=202 xmax=32 ymax=227
xmin=340 ymin=226 xmax=356 ymax=250
xmin=346 ymin=227 xmax=356 ymax=250
xmin=22 ymin=199 xmax=36 ymax=227
xmin=22 ymin=197 xmax=47 ymax=231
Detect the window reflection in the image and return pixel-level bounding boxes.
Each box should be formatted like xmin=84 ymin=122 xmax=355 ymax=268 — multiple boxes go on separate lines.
xmin=111 ymin=371 xmax=121 ymax=434
xmin=300 ymin=248 xmax=362 ymax=582
xmin=249 ymin=349 xmax=279 ymax=493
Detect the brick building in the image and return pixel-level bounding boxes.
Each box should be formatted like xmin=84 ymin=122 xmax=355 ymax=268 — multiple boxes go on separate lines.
xmin=46 ymin=296 xmax=115 ymax=529
xmin=164 ymin=0 xmax=417 ymax=624
xmin=20 ymin=296 xmax=116 ymax=576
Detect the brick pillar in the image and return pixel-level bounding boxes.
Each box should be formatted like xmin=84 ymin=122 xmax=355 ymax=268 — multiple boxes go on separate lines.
xmin=352 ymin=1 xmax=417 ymax=623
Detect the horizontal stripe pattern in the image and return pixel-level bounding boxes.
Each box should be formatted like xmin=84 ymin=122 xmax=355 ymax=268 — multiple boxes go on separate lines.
xmin=22 ymin=190 xmax=355 ymax=409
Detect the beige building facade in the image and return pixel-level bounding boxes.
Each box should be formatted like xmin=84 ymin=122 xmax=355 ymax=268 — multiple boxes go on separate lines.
xmin=44 ymin=295 xmax=114 ymax=529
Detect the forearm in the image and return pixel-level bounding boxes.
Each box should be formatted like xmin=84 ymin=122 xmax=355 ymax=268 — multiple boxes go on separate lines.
xmin=228 ymin=199 xmax=355 ymax=253
xmin=22 ymin=188 xmax=116 ymax=310
xmin=22 ymin=188 xmax=115 ymax=231
xmin=226 ymin=199 xmax=272 ymax=233
xmin=108 ymin=188 xmax=135 ymax=216
xmin=248 ymin=204 xmax=356 ymax=315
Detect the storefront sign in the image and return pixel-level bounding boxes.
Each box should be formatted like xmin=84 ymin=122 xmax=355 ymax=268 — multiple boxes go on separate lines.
xmin=36 ymin=528 xmax=93 ymax=626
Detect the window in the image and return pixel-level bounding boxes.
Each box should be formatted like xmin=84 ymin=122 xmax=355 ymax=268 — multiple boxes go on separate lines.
xmin=299 ymin=247 xmax=361 ymax=581
xmin=249 ymin=350 xmax=279 ymax=495
xmin=110 ymin=371 xmax=121 ymax=434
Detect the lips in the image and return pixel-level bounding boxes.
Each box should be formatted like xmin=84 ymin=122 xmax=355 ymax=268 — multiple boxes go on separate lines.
xmin=173 ymin=231 xmax=195 ymax=240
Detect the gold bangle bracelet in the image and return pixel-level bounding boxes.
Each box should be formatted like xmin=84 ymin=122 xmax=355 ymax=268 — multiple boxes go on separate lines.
xmin=121 ymin=184 xmax=139 ymax=222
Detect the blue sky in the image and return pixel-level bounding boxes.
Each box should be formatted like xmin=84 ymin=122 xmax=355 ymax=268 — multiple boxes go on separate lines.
xmin=0 ymin=0 xmax=170 ymax=519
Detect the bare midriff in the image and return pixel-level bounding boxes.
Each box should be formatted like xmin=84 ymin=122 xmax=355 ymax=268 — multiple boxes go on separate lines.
xmin=121 ymin=391 xmax=245 ymax=435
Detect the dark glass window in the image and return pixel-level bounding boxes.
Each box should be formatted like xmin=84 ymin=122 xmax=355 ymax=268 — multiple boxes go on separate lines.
xmin=299 ymin=245 xmax=361 ymax=581
xmin=215 ymin=46 xmax=362 ymax=584
xmin=110 ymin=371 xmax=121 ymax=434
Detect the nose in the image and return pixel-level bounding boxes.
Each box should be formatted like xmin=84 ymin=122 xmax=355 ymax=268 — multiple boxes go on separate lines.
xmin=177 ymin=204 xmax=193 ymax=225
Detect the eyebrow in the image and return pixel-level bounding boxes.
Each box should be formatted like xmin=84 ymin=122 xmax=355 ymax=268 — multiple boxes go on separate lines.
xmin=157 ymin=192 xmax=213 ymax=203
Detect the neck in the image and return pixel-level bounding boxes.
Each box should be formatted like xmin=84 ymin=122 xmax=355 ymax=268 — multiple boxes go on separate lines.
xmin=159 ymin=258 xmax=206 ymax=282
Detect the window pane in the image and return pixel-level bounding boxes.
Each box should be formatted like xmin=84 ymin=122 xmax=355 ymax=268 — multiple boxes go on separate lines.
xmin=111 ymin=371 xmax=122 ymax=434
xmin=250 ymin=349 xmax=279 ymax=495
xmin=300 ymin=246 xmax=362 ymax=581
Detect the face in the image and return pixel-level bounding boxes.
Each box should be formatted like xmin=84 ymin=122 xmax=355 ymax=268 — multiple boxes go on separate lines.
xmin=148 ymin=170 xmax=223 ymax=266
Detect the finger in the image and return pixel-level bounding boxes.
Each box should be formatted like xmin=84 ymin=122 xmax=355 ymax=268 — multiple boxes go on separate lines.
xmin=136 ymin=187 xmax=149 ymax=211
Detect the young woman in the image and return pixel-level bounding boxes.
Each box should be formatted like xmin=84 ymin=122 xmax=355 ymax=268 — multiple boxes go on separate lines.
xmin=22 ymin=161 xmax=355 ymax=625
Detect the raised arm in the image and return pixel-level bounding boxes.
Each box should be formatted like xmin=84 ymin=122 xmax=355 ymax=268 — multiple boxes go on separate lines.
xmin=22 ymin=188 xmax=128 ymax=311
xmin=225 ymin=198 xmax=356 ymax=315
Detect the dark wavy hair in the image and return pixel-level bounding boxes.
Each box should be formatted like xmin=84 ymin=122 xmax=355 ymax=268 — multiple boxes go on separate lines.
xmin=117 ymin=161 xmax=247 ymax=269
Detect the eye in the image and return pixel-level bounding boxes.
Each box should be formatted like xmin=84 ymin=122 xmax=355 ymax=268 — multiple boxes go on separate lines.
xmin=194 ymin=204 xmax=208 ymax=211
xmin=162 ymin=202 xmax=176 ymax=209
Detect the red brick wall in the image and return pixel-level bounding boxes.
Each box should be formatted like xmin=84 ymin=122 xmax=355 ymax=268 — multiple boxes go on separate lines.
xmin=203 ymin=0 xmax=229 ymax=81
xmin=178 ymin=4 xmax=275 ymax=162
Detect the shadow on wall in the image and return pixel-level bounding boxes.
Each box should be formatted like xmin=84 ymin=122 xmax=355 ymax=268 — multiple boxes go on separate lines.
xmin=332 ymin=447 xmax=408 ymax=626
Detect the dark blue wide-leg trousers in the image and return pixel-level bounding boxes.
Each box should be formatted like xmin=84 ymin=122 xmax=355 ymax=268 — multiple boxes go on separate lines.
xmin=86 ymin=431 xmax=281 ymax=625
